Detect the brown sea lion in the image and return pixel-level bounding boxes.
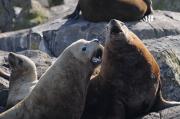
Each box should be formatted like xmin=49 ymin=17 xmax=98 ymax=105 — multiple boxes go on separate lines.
xmin=6 ymin=53 xmax=38 ymax=109
xmin=66 ymin=0 xmax=154 ymax=22
xmin=0 ymin=39 xmax=103 ymax=119
xmin=81 ymin=19 xmax=180 ymax=119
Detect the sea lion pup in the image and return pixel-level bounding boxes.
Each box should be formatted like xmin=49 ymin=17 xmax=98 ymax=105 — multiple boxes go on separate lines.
xmin=0 ymin=39 xmax=103 ymax=119
xmin=66 ymin=0 xmax=154 ymax=22
xmin=81 ymin=19 xmax=180 ymax=119
xmin=0 ymin=69 xmax=9 ymax=80
xmin=6 ymin=53 xmax=38 ymax=109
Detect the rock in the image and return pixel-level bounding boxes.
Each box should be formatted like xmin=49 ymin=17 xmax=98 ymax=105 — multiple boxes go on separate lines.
xmin=144 ymin=36 xmax=180 ymax=101
xmin=137 ymin=112 xmax=160 ymax=119
xmin=36 ymin=0 xmax=49 ymax=8
xmin=48 ymin=0 xmax=64 ymax=7
xmin=0 ymin=0 xmax=15 ymax=32
xmin=18 ymin=50 xmax=56 ymax=79
xmin=1 ymin=10 xmax=180 ymax=56
xmin=12 ymin=0 xmax=32 ymax=9
xmin=36 ymin=0 xmax=64 ymax=8
xmin=14 ymin=0 xmax=50 ymax=31
xmin=35 ymin=11 xmax=180 ymax=57
xmin=139 ymin=106 xmax=180 ymax=119
xmin=152 ymin=0 xmax=180 ymax=12
xmin=0 ymin=0 xmax=69 ymax=32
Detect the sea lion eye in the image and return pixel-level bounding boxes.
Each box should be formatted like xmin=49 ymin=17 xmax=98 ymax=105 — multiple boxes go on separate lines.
xmin=82 ymin=47 xmax=87 ymax=51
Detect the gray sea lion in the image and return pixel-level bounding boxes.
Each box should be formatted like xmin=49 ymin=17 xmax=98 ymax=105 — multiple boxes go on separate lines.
xmin=0 ymin=39 xmax=103 ymax=119
xmin=6 ymin=53 xmax=38 ymax=109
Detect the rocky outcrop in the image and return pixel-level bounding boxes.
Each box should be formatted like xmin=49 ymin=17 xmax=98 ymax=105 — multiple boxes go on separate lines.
xmin=0 ymin=11 xmax=180 ymax=56
xmin=144 ymin=36 xmax=180 ymax=101
xmin=138 ymin=106 xmax=180 ymax=119
xmin=0 ymin=0 xmax=15 ymax=32
xmin=0 ymin=0 xmax=67 ymax=32
xmin=152 ymin=0 xmax=180 ymax=12
xmin=18 ymin=50 xmax=56 ymax=79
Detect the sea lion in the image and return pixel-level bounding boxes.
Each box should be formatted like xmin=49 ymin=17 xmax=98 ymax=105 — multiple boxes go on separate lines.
xmin=66 ymin=0 xmax=154 ymax=22
xmin=0 ymin=69 xmax=9 ymax=80
xmin=6 ymin=53 xmax=38 ymax=109
xmin=0 ymin=39 xmax=103 ymax=119
xmin=81 ymin=19 xmax=180 ymax=119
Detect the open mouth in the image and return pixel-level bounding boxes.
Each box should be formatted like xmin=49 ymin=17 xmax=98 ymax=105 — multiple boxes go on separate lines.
xmin=110 ymin=25 xmax=122 ymax=34
xmin=91 ymin=48 xmax=103 ymax=65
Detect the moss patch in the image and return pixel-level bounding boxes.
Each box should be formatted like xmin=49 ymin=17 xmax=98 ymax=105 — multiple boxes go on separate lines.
xmin=14 ymin=10 xmax=48 ymax=30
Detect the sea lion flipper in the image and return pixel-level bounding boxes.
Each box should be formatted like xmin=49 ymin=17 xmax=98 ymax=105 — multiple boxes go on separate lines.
xmin=151 ymin=80 xmax=180 ymax=112
xmin=64 ymin=2 xmax=80 ymax=20
xmin=142 ymin=14 xmax=154 ymax=22
xmin=142 ymin=0 xmax=154 ymax=22
xmin=143 ymin=0 xmax=154 ymax=14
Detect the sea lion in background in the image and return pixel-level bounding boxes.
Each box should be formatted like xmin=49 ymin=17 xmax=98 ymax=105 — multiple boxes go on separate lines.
xmin=0 ymin=69 xmax=9 ymax=80
xmin=81 ymin=19 xmax=180 ymax=119
xmin=6 ymin=53 xmax=38 ymax=109
xmin=0 ymin=39 xmax=103 ymax=119
xmin=66 ymin=0 xmax=154 ymax=22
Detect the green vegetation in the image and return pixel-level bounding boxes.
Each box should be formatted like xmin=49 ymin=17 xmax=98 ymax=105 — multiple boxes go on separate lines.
xmin=14 ymin=10 xmax=48 ymax=30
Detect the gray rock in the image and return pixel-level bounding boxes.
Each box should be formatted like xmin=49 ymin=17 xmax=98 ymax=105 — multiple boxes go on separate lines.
xmin=137 ymin=112 xmax=160 ymax=119
xmin=152 ymin=0 xmax=180 ymax=12
xmin=1 ymin=11 xmax=180 ymax=56
xmin=144 ymin=36 xmax=180 ymax=101
xmin=0 ymin=0 xmax=15 ymax=32
xmin=139 ymin=106 xmax=180 ymax=119
xmin=18 ymin=50 xmax=56 ymax=79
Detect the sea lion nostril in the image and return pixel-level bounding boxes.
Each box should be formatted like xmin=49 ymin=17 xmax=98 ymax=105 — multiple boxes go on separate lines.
xmin=110 ymin=19 xmax=119 ymax=26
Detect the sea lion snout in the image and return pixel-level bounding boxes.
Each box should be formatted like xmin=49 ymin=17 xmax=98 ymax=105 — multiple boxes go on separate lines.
xmin=109 ymin=19 xmax=124 ymax=34
xmin=8 ymin=52 xmax=15 ymax=60
xmin=8 ymin=52 xmax=16 ymax=66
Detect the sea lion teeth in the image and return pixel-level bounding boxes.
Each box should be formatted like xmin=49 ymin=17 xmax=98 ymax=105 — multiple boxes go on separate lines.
xmin=92 ymin=57 xmax=101 ymax=64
